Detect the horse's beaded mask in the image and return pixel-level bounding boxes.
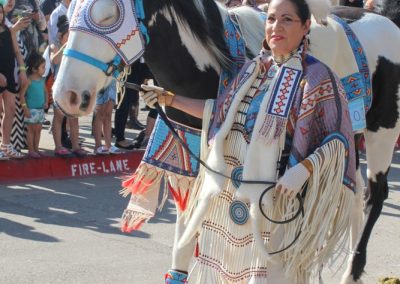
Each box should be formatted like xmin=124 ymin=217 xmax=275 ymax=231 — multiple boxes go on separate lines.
xmin=68 ymin=0 xmax=144 ymax=64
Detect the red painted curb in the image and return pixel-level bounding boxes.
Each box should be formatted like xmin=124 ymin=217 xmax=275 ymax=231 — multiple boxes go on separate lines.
xmin=0 ymin=150 xmax=144 ymax=183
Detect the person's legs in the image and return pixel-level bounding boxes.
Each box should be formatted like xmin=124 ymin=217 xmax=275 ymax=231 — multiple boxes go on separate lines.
xmin=114 ymin=70 xmax=136 ymax=144
xmin=33 ymin=123 xmax=42 ymax=153
xmin=61 ymin=117 xmax=71 ymax=148
xmin=1 ymin=90 xmax=16 ymax=145
xmin=26 ymin=124 xmax=35 ymax=154
xmin=69 ymin=117 xmax=81 ymax=152
xmin=93 ymin=104 xmax=105 ymax=150
xmin=103 ymin=100 xmax=114 ymax=149
xmin=0 ymin=92 xmax=7 ymax=160
xmin=0 ymin=91 xmax=24 ymax=158
xmin=53 ymin=108 xmax=66 ymax=150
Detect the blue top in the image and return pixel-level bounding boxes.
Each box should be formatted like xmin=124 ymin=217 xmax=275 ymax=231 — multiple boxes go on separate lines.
xmin=26 ymin=79 xmax=46 ymax=109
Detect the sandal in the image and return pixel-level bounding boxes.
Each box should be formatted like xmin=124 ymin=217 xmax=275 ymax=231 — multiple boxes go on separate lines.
xmin=95 ymin=146 xmax=110 ymax=155
xmin=55 ymin=148 xmax=73 ymax=158
xmin=115 ymin=140 xmax=135 ymax=150
xmin=0 ymin=150 xmax=9 ymax=161
xmin=28 ymin=152 xmax=41 ymax=159
xmin=73 ymin=148 xmax=89 ymax=158
xmin=109 ymin=145 xmax=123 ymax=154
xmin=1 ymin=144 xmax=24 ymax=159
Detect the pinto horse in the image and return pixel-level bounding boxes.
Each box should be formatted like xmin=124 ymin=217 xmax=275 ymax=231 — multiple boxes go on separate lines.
xmin=53 ymin=0 xmax=400 ymax=282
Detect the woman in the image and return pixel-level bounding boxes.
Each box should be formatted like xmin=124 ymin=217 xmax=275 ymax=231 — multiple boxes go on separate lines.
xmin=0 ymin=0 xmax=28 ymax=159
xmin=142 ymin=0 xmax=356 ymax=282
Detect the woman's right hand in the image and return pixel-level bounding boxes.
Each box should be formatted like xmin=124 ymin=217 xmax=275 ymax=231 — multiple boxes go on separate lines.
xmin=140 ymin=80 xmax=174 ymax=108
xmin=0 ymin=73 xmax=7 ymax=87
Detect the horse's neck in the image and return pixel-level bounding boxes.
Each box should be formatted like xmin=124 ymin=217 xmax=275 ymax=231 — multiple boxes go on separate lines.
xmin=142 ymin=0 xmax=228 ymax=98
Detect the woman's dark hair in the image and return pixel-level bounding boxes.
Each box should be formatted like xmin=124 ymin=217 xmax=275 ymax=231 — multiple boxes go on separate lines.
xmin=0 ymin=4 xmax=5 ymax=26
xmin=27 ymin=51 xmax=45 ymax=75
xmin=289 ymin=0 xmax=311 ymax=24
xmin=57 ymin=14 xmax=69 ymax=38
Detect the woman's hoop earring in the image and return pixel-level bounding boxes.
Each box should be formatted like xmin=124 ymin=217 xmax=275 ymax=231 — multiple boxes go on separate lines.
xmin=262 ymin=39 xmax=271 ymax=51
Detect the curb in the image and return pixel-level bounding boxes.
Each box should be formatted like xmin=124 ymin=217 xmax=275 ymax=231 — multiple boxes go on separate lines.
xmin=0 ymin=150 xmax=144 ymax=183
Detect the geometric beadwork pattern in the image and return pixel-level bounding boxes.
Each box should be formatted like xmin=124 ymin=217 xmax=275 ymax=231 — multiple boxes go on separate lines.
xmin=143 ymin=117 xmax=201 ymax=177
xmin=69 ymin=0 xmax=145 ymax=64
xmin=267 ymin=66 xmax=302 ymax=118
xmin=298 ymin=79 xmax=335 ymax=120
xmin=330 ymin=14 xmax=372 ymax=112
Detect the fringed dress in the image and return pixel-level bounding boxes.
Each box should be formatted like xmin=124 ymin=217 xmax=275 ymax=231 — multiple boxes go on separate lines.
xmin=189 ymin=53 xmax=356 ymax=283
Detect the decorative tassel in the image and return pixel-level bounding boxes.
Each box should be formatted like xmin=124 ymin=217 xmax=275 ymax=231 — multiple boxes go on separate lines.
xmin=168 ymin=182 xmax=190 ymax=213
xmin=119 ymin=162 xmax=164 ymax=197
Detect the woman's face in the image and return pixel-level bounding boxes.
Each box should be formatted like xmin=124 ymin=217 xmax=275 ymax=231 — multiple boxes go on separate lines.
xmin=266 ymin=0 xmax=310 ymax=56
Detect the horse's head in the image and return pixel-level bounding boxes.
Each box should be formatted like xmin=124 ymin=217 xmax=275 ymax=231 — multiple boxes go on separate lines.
xmin=53 ymin=0 xmax=145 ymax=117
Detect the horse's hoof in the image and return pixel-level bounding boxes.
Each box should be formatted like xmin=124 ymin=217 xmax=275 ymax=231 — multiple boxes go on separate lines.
xmin=341 ymin=274 xmax=364 ymax=284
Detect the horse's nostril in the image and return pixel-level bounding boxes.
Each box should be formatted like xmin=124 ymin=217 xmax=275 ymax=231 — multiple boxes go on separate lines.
xmin=69 ymin=91 xmax=79 ymax=106
xmin=80 ymin=90 xmax=91 ymax=110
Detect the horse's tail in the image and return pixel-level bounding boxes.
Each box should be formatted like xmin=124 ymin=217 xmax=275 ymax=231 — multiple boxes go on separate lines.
xmin=381 ymin=0 xmax=400 ymax=28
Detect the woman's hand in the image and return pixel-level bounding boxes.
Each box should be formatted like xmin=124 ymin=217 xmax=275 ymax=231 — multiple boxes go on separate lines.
xmin=275 ymin=162 xmax=311 ymax=198
xmin=19 ymin=71 xmax=29 ymax=88
xmin=12 ymin=17 xmax=31 ymax=32
xmin=140 ymin=80 xmax=174 ymax=108
xmin=0 ymin=73 xmax=7 ymax=87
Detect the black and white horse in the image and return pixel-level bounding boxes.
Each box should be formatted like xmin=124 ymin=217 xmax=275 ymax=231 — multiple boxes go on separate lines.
xmin=52 ymin=0 xmax=400 ymax=282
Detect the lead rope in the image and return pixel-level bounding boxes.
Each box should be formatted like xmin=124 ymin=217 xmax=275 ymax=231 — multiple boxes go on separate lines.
xmin=116 ymin=65 xmax=132 ymax=109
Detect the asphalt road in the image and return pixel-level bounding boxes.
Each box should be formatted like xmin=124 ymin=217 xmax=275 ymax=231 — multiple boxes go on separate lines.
xmin=1 ymin=152 xmax=399 ymax=284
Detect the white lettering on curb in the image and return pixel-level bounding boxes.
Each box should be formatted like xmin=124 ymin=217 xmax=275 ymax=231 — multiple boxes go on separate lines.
xmin=71 ymin=159 xmax=130 ymax=177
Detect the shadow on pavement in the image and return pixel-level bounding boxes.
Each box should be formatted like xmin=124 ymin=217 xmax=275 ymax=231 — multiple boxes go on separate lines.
xmin=0 ymin=217 xmax=60 ymax=242
xmin=0 ymin=177 xmax=176 ymax=240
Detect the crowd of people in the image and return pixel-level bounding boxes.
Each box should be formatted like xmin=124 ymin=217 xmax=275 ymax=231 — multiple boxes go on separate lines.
xmin=0 ymin=0 xmax=153 ymax=160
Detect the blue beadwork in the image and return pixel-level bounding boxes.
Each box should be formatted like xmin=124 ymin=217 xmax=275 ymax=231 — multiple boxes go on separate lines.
xmin=229 ymin=200 xmax=249 ymax=225
xmin=165 ymin=270 xmax=188 ymax=284
xmin=231 ymin=166 xmax=243 ymax=189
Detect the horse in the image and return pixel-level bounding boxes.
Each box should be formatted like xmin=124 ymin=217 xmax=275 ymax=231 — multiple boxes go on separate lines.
xmin=52 ymin=0 xmax=400 ymax=283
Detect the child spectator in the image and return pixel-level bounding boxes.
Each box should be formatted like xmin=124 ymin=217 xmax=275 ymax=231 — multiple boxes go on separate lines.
xmin=93 ymin=80 xmax=121 ymax=155
xmin=50 ymin=14 xmax=87 ymax=157
xmin=0 ymin=2 xmax=27 ymax=159
xmin=20 ymin=51 xmax=47 ymax=158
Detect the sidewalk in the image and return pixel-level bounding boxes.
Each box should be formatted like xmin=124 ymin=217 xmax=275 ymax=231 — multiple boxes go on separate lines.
xmin=0 ymin=104 xmax=148 ymax=183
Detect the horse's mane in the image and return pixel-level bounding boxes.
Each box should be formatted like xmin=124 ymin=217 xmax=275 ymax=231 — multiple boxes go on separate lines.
xmin=165 ymin=0 xmax=234 ymax=72
xmin=382 ymin=0 xmax=400 ymax=28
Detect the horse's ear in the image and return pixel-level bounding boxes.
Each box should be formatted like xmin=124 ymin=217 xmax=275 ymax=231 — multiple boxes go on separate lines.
xmin=304 ymin=0 xmax=331 ymax=25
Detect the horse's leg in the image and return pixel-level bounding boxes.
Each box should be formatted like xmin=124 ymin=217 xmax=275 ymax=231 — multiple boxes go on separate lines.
xmin=342 ymin=125 xmax=400 ymax=284
xmin=351 ymin=168 xmax=365 ymax=250
xmin=350 ymin=135 xmax=365 ymax=251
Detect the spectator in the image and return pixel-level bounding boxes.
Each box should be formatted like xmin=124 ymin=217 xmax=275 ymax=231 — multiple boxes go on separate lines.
xmin=114 ymin=59 xmax=150 ymax=150
xmin=47 ymin=0 xmax=68 ymax=46
xmin=93 ymin=80 xmax=121 ymax=155
xmin=50 ymin=14 xmax=86 ymax=157
xmin=40 ymin=0 xmax=59 ymax=23
xmin=19 ymin=51 xmax=47 ymax=158
xmin=10 ymin=0 xmax=46 ymax=54
xmin=48 ymin=0 xmax=70 ymax=148
xmin=0 ymin=1 xmax=28 ymax=159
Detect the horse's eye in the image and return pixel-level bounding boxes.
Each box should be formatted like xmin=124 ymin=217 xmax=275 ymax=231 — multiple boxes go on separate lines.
xmin=89 ymin=0 xmax=120 ymax=27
